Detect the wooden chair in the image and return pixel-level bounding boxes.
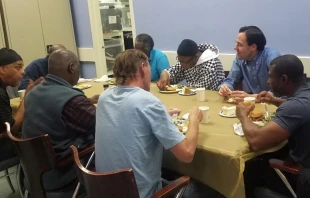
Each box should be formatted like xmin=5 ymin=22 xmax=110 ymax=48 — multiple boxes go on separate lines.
xmin=269 ymin=159 xmax=301 ymax=198
xmin=5 ymin=122 xmax=94 ymax=198
xmin=0 ymin=131 xmax=20 ymax=194
xmin=70 ymin=145 xmax=190 ymax=198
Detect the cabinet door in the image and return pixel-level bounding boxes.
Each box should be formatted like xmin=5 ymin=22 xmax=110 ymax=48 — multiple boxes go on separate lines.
xmin=37 ymin=0 xmax=76 ymax=54
xmin=1 ymin=0 xmax=46 ymax=66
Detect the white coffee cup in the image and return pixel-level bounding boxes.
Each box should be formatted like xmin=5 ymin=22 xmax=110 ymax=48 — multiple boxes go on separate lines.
xmin=199 ymin=106 xmax=209 ymax=124
xmin=196 ymin=88 xmax=206 ymax=101
xmin=18 ymin=90 xmax=26 ymax=100
xmin=243 ymin=97 xmax=256 ymax=105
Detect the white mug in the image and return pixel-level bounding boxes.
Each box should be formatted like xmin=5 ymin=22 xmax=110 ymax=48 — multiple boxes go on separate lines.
xmin=18 ymin=90 xmax=26 ymax=100
xmin=199 ymin=106 xmax=209 ymax=123
xmin=196 ymin=88 xmax=206 ymax=101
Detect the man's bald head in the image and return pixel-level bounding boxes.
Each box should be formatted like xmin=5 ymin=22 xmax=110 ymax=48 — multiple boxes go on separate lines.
xmin=48 ymin=44 xmax=66 ymax=55
xmin=48 ymin=49 xmax=80 ymax=86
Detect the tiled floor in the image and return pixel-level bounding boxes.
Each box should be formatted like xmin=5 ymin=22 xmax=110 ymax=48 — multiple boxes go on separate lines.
xmin=0 ymin=167 xmax=22 ymax=198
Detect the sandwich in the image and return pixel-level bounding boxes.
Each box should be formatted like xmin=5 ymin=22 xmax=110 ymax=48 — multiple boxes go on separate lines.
xmin=249 ymin=109 xmax=265 ymax=121
xmin=166 ymin=86 xmax=176 ymax=91
xmin=180 ymin=87 xmax=191 ymax=94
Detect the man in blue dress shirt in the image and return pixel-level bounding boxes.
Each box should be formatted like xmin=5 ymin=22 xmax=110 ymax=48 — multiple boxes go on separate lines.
xmin=135 ymin=34 xmax=169 ymax=81
xmin=218 ymin=26 xmax=280 ymax=102
xmin=18 ymin=44 xmax=65 ymax=90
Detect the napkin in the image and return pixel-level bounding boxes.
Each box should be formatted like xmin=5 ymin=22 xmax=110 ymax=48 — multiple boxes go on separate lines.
xmin=233 ymin=123 xmax=244 ymax=136
xmin=94 ymin=75 xmax=110 ymax=82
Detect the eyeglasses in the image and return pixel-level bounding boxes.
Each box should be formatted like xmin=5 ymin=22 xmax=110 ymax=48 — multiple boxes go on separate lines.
xmin=176 ymin=56 xmax=195 ymax=66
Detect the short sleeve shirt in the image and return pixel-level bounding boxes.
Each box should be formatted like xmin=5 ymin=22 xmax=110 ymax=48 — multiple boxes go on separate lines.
xmin=272 ymin=86 xmax=310 ymax=168
xmin=95 ymin=86 xmax=185 ymax=198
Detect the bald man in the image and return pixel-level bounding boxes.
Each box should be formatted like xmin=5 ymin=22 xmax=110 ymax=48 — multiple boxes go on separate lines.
xmin=22 ymin=49 xmax=97 ymax=193
xmin=18 ymin=44 xmax=66 ymax=90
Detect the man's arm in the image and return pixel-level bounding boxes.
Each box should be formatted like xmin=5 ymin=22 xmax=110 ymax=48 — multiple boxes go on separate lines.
xmin=11 ymin=99 xmax=25 ymax=133
xmin=156 ymin=56 xmax=170 ymax=78
xmin=239 ymin=118 xmax=289 ymax=151
xmin=157 ymin=63 xmax=184 ymax=90
xmin=166 ymin=62 xmax=185 ymax=85
xmin=170 ymin=115 xmax=201 ymax=163
xmin=218 ymin=58 xmax=243 ymax=91
xmin=62 ymin=95 xmax=96 ymax=134
xmin=144 ymin=100 xmax=202 ymax=163
xmin=257 ymin=91 xmax=286 ymax=107
xmin=19 ymin=63 xmax=41 ymax=90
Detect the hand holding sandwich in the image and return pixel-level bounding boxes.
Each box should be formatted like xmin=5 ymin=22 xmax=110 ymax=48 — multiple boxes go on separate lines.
xmin=236 ymin=102 xmax=255 ymax=121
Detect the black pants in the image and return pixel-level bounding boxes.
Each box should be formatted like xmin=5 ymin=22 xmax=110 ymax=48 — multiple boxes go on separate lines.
xmin=0 ymin=137 xmax=17 ymax=161
xmin=244 ymin=144 xmax=298 ymax=198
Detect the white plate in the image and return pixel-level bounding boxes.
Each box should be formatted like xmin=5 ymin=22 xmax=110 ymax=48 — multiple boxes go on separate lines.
xmin=182 ymin=113 xmax=189 ymax=120
xmin=159 ymin=90 xmax=179 ymax=94
xmin=178 ymin=91 xmax=196 ymax=96
xmin=74 ymin=84 xmax=92 ymax=90
xmin=219 ymin=110 xmax=236 ymax=118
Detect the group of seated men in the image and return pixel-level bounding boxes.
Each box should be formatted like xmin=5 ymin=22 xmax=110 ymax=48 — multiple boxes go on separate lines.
xmin=0 ymin=25 xmax=309 ymax=197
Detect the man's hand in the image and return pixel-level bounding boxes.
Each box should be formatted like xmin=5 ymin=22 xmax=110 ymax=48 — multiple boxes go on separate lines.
xmin=236 ymin=102 xmax=255 ymax=120
xmin=218 ymin=84 xmax=232 ymax=96
xmin=231 ymin=91 xmax=252 ymax=103
xmin=25 ymin=77 xmax=44 ymax=95
xmin=257 ymin=91 xmax=274 ymax=104
xmin=89 ymin=95 xmax=100 ymax=104
xmin=189 ymin=106 xmax=203 ymax=123
xmin=156 ymin=71 xmax=170 ymax=91
xmin=168 ymin=108 xmax=181 ymax=116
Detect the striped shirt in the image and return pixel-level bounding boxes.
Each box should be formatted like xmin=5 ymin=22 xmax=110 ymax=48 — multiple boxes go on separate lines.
xmin=61 ymin=95 xmax=96 ymax=134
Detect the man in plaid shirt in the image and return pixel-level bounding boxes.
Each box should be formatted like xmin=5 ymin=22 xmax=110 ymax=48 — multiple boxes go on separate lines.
xmin=157 ymin=39 xmax=225 ymax=90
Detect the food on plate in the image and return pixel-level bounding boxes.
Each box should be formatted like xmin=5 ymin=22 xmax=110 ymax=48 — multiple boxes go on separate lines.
xmin=109 ymin=78 xmax=116 ymax=85
xmin=222 ymin=106 xmax=236 ymax=116
xmin=75 ymin=84 xmax=91 ymax=90
xmin=225 ymin=97 xmax=236 ymax=103
xmin=264 ymin=112 xmax=276 ymax=122
xmin=166 ymin=86 xmax=176 ymax=91
xmin=249 ymin=109 xmax=265 ymax=121
xmin=173 ymin=118 xmax=188 ymax=133
xmin=180 ymin=86 xmax=191 ymax=95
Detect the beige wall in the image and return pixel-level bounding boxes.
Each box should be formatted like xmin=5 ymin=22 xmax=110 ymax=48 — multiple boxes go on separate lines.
xmin=1 ymin=0 xmax=76 ymax=66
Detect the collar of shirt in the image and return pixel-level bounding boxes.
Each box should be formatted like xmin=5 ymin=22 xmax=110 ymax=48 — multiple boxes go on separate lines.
xmin=243 ymin=50 xmax=263 ymax=67
xmin=148 ymin=49 xmax=156 ymax=63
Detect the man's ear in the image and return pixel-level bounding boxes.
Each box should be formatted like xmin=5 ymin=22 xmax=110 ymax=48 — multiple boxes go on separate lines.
xmin=0 ymin=66 xmax=6 ymax=74
xmin=281 ymin=75 xmax=289 ymax=84
xmin=251 ymin=44 xmax=257 ymax=51
xmin=67 ymin=63 xmax=74 ymax=74
xmin=139 ymin=62 xmax=147 ymax=76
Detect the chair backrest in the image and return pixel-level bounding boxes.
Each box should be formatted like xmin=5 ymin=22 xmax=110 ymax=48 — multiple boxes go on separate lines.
xmin=70 ymin=145 xmax=140 ymax=198
xmin=5 ymin=122 xmax=57 ymax=198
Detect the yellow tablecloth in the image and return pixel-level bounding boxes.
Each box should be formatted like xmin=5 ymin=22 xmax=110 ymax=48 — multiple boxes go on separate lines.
xmin=10 ymin=82 xmax=285 ymax=198
xmin=151 ymin=86 xmax=285 ymax=198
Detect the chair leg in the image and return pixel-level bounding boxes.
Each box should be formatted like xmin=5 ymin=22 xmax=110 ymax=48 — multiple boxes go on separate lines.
xmin=175 ymin=186 xmax=187 ymax=198
xmin=24 ymin=190 xmax=29 ymax=198
xmin=72 ymin=151 xmax=95 ymax=198
xmin=274 ymin=168 xmax=297 ymax=198
xmin=4 ymin=169 xmax=15 ymax=193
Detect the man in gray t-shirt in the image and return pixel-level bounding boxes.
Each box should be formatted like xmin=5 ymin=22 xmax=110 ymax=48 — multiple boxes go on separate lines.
xmin=236 ymin=54 xmax=310 ymax=197
xmin=95 ymin=49 xmax=203 ymax=198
